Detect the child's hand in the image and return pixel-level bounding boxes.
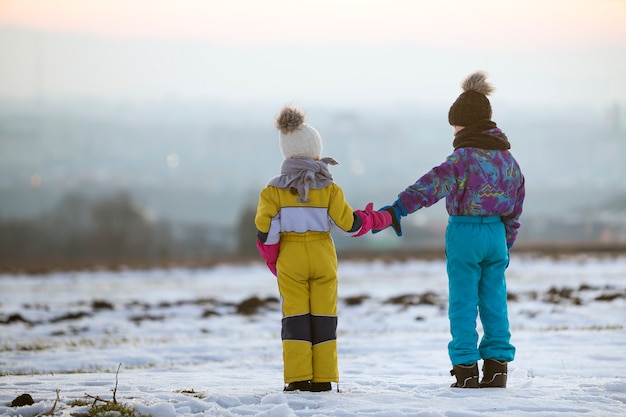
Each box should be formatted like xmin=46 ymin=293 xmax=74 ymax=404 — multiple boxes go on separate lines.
xmin=256 ymin=239 xmax=279 ymax=276
xmin=374 ymin=206 xmax=402 ymax=236
xmin=373 ymin=200 xmax=406 ymax=236
xmin=353 ymin=203 xmax=392 ymax=237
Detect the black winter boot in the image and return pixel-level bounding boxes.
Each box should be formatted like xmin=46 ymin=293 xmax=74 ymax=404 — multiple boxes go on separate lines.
xmin=284 ymin=381 xmax=310 ymax=391
xmin=450 ymin=363 xmax=479 ymax=388
xmin=309 ymin=382 xmax=332 ymax=392
xmin=480 ymin=359 xmax=508 ymax=388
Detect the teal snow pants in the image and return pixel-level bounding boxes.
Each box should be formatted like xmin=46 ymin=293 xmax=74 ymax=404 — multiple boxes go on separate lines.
xmin=445 ymin=215 xmax=516 ymax=366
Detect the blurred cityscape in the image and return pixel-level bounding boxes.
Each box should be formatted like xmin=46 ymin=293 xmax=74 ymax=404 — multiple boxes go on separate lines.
xmin=1 ymin=96 xmax=625 ymax=271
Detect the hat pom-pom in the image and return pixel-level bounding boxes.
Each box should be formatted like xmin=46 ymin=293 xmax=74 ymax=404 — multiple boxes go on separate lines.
xmin=275 ymin=105 xmax=305 ymax=134
xmin=461 ymin=71 xmax=494 ymax=96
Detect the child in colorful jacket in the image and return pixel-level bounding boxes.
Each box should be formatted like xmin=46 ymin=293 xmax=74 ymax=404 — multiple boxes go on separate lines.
xmin=255 ymin=105 xmax=392 ymax=392
xmin=377 ymin=71 xmax=525 ymax=388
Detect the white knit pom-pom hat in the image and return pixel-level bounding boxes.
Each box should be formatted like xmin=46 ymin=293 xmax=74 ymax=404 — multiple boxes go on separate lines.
xmin=275 ymin=105 xmax=322 ymax=160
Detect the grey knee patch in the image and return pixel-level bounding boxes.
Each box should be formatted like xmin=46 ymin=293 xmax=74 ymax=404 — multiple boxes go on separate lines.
xmin=311 ymin=314 xmax=337 ymax=345
xmin=282 ymin=313 xmax=312 ymax=342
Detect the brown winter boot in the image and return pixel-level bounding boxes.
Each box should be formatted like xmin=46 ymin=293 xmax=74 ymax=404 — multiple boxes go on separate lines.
xmin=284 ymin=381 xmax=310 ymax=391
xmin=480 ymin=359 xmax=508 ymax=388
xmin=450 ymin=363 xmax=479 ymax=388
xmin=309 ymin=382 xmax=332 ymax=392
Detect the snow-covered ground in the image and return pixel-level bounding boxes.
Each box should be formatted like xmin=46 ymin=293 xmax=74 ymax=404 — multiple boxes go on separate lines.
xmin=1 ymin=254 xmax=625 ymax=416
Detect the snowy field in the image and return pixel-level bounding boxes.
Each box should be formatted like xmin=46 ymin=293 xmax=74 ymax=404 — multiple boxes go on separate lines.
xmin=1 ymin=254 xmax=625 ymax=417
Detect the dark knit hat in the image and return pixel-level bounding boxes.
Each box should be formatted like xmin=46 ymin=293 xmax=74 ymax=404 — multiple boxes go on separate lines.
xmin=448 ymin=71 xmax=494 ymax=126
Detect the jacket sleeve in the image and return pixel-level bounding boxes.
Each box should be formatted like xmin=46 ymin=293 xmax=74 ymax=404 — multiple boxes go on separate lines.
xmin=398 ymin=154 xmax=459 ymax=214
xmin=501 ymin=174 xmax=525 ymax=248
xmin=327 ymin=184 xmax=360 ymax=235
xmin=255 ymin=187 xmax=281 ymax=245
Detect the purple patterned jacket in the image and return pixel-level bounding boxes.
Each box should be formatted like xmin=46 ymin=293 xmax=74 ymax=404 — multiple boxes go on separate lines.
xmin=398 ymin=147 xmax=525 ymax=247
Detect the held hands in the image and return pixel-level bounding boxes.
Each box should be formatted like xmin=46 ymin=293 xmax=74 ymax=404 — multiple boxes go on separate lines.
xmin=373 ymin=199 xmax=406 ymax=236
xmin=353 ymin=203 xmax=392 ymax=237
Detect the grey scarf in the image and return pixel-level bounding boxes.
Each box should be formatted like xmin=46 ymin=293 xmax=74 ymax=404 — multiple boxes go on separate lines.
xmin=268 ymin=157 xmax=339 ymax=203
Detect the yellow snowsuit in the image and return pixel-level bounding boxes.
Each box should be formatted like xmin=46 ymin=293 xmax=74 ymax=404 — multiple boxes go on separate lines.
xmin=255 ymin=183 xmax=358 ymax=384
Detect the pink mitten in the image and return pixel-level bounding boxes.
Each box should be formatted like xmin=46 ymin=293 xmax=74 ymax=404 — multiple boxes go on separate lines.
xmin=256 ymin=239 xmax=280 ymax=276
xmin=353 ymin=203 xmax=392 ymax=237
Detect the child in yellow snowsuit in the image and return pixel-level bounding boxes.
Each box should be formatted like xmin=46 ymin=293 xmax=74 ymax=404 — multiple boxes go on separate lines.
xmin=255 ymin=105 xmax=395 ymax=392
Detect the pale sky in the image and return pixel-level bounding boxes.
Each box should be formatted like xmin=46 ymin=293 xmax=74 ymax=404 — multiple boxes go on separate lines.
xmin=0 ymin=0 xmax=625 ymax=108
xmin=1 ymin=0 xmax=625 ymax=48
